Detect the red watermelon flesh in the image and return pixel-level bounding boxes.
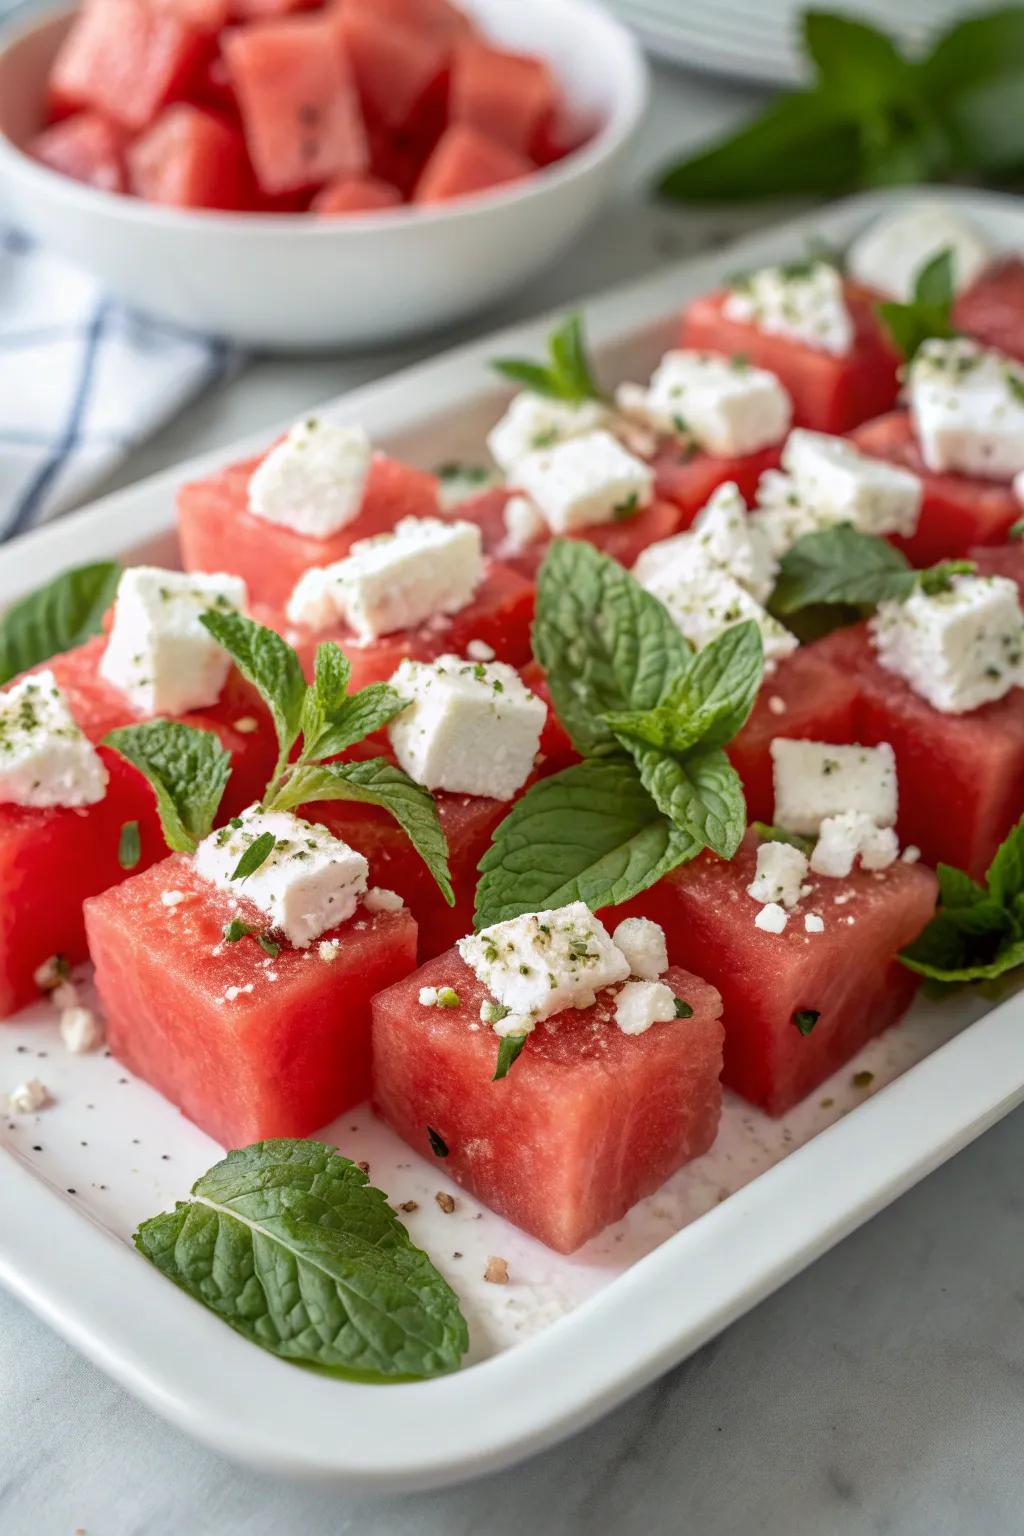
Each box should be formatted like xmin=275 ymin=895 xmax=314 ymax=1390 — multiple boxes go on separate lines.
xmin=126 ymin=104 xmax=252 ymax=209
xmin=458 ymin=485 xmax=683 ymax=580
xmin=311 ymin=173 xmax=402 ymax=213
xmin=230 ymin=0 xmax=318 ymax=17
xmin=413 ymin=124 xmax=531 ymax=205
xmin=680 ymin=286 xmax=900 ymax=435
xmin=653 ymin=442 xmax=783 ymax=526
xmin=449 ymin=39 xmax=555 ymax=158
xmin=813 ymin=624 xmax=1024 ymax=879
xmin=85 ymin=854 xmax=418 ymax=1146
xmin=727 ymin=646 xmax=860 ymax=823
xmin=29 ymin=112 xmax=126 ymax=194
xmin=953 ymin=257 xmax=1024 ymax=364
xmin=613 ymin=837 xmax=936 ymax=1117
xmin=850 ymin=412 xmax=1019 ymax=565
xmin=520 ymin=661 xmax=579 ymax=772
xmin=338 ymin=6 xmax=447 ymax=131
xmin=372 ymin=954 xmax=724 ymax=1252
xmin=341 ymin=0 xmax=470 ymax=50
xmin=970 ymin=540 xmax=1024 ymax=600
xmin=49 ymin=0 xmax=205 ymax=132
xmin=223 ymin=13 xmax=368 ymax=195
xmin=177 ymin=450 xmax=439 ymax=610
xmin=150 ymin=0 xmax=231 ymax=31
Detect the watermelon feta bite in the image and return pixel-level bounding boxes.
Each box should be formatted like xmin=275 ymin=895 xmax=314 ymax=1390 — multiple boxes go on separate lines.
xmin=372 ymin=905 xmax=724 ymax=1252
xmin=177 ymin=416 xmax=440 ymax=610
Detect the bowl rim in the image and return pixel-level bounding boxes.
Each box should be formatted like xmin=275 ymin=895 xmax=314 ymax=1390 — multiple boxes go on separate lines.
xmin=0 ymin=0 xmax=649 ymax=237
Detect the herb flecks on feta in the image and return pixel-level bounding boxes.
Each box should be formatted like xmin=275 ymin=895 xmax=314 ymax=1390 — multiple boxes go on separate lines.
xmin=747 ymin=839 xmax=809 ymax=909
xmin=513 ymin=430 xmax=654 ymax=535
xmin=688 ymin=481 xmax=779 ymax=603
xmin=723 ymin=261 xmax=854 ymax=356
xmin=616 ymin=349 xmax=791 ymax=457
xmin=777 ymin=430 xmax=921 ymax=540
xmin=248 ymin=418 xmax=373 ymax=539
xmin=388 ymin=654 xmax=545 ymax=801
xmin=459 ymin=902 xmax=630 ymax=1025
xmin=872 ymin=573 xmax=1024 ymax=713
xmin=847 ymin=202 xmax=990 ymax=304
xmin=611 ymin=917 xmax=669 ymax=981
xmin=286 ymin=517 xmax=483 ymax=639
xmin=487 ymin=393 xmax=609 ymax=474
xmin=771 ymin=740 xmax=898 ymax=837
xmin=100 ymin=566 xmax=247 ymax=716
xmin=909 ymin=338 xmax=1024 ymax=481
xmin=810 ymin=812 xmax=899 ymax=879
xmin=0 ymin=670 xmax=107 ymax=809
xmin=194 ymin=805 xmax=368 ymax=949
xmin=614 ymin=979 xmax=677 ymax=1036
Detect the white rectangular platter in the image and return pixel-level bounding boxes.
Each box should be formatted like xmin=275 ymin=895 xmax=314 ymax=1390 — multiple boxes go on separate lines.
xmin=2 ymin=187 xmax=1023 ymax=1491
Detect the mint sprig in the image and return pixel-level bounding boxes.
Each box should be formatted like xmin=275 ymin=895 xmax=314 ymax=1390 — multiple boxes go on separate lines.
xmin=876 ymin=247 xmax=957 ymax=361
xmin=491 ymin=313 xmax=603 ymax=404
xmin=770 ymin=525 xmax=976 ymax=624
xmin=901 ymin=816 xmax=1024 ymax=987
xmin=104 ymin=721 xmax=232 ymax=854
xmin=135 ymin=1139 xmax=468 ymax=1381
xmin=752 ymin=822 xmax=815 ymax=857
xmin=0 ymin=561 xmax=121 ymax=686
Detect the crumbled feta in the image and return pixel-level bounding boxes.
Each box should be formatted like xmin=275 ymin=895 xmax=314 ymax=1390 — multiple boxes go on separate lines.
xmin=318 ymin=939 xmax=341 ymax=962
xmin=768 ymin=695 xmax=787 ymax=716
xmin=636 ymin=537 xmax=798 ymax=669
xmin=466 ymin=638 xmax=495 ymax=662
xmin=909 ymin=338 xmax=1024 ymax=481
xmin=100 ymin=566 xmax=247 ymax=716
xmin=502 ymin=494 xmax=548 ymax=549
xmin=52 ymin=979 xmax=78 ymax=1011
xmin=418 ymin=986 xmax=439 ymax=1007
xmin=771 ymin=740 xmax=898 ymax=836
xmin=614 ymin=979 xmax=677 ymax=1036
xmin=60 ymin=1005 xmax=103 ymax=1054
xmin=872 ymin=574 xmax=1024 ymax=713
xmin=689 ymin=481 xmax=779 ymax=603
xmin=247 ymin=418 xmax=373 ymax=539
xmin=33 ymin=954 xmax=68 ymax=992
xmin=8 ymin=1078 xmax=48 ymax=1113
xmin=611 ymin=917 xmax=668 ymax=981
xmin=779 ymin=430 xmax=921 ymax=539
xmin=487 ymin=392 xmax=609 ymax=473
xmin=458 ymin=902 xmax=630 ymax=1023
xmin=847 ymin=201 xmax=990 ymax=303
xmin=363 ymin=886 xmax=405 ymax=914
xmin=754 ymin=902 xmax=788 ymax=934
xmin=810 ymin=812 xmax=900 ymax=878
xmin=514 ymin=430 xmax=654 ymax=534
xmin=723 ymin=261 xmax=854 ymax=356
xmin=804 ymin=913 xmax=825 ymax=934
xmin=160 ymin=889 xmax=186 ymax=907
xmin=286 ymin=517 xmax=483 ymax=639
xmin=615 ymin=350 xmax=791 ymax=456
xmin=492 ymin=1010 xmax=534 ymax=1039
xmin=747 ymin=840 xmax=809 ymax=909
xmin=388 ymin=654 xmax=545 ymax=801
xmin=902 ymin=845 xmax=921 ymax=864
xmin=0 ymin=671 xmax=107 ymax=809
xmin=748 ymin=471 xmax=838 ymax=559
xmin=194 ymin=806 xmax=368 ymax=948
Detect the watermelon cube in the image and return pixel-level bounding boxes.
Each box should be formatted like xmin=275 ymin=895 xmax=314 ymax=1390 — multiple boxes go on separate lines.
xmin=151 ymin=0 xmax=231 ymax=30
xmin=953 ymin=256 xmax=1024 ymax=364
xmin=311 ymin=173 xmax=403 ymax=214
xmin=85 ymin=854 xmax=418 ymax=1145
xmin=49 ymin=0 xmax=205 ymax=132
xmin=223 ymin=13 xmax=368 ymax=195
xmin=29 ymin=112 xmax=126 ymax=194
xmin=449 ymin=39 xmax=556 ymax=158
xmin=970 ymin=540 xmax=1024 ymax=599
xmin=653 ymin=442 xmax=783 ymax=526
xmin=680 ymin=285 xmax=900 ymax=434
xmin=177 ymin=450 xmax=439 ymax=610
xmin=849 ymin=412 xmax=1020 ymax=565
xmin=341 ymin=0 xmax=470 ymax=49
xmin=372 ymin=953 xmax=724 ymax=1252
xmin=231 ymin=0 xmax=318 ymax=17
xmin=338 ymin=6 xmax=447 ymax=131
xmin=413 ymin=124 xmax=531 ymax=206
xmin=813 ymin=624 xmax=1024 ymax=879
xmin=126 ymin=104 xmax=252 ymax=209
xmin=614 ymin=836 xmax=937 ymax=1117
xmin=519 ymin=661 xmax=579 ymax=772
xmin=458 ymin=486 xmax=683 ymax=581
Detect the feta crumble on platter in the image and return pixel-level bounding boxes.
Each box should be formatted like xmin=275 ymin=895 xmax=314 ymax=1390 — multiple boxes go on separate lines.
xmin=747 ymin=840 xmax=809 ymax=910
xmin=771 ymin=740 xmax=898 ymax=837
xmin=872 ymin=573 xmax=1024 ymax=714
xmin=247 ymin=418 xmax=373 ymax=538
xmin=487 ymin=392 xmax=609 ymax=473
xmin=615 ymin=349 xmax=791 ymax=457
xmin=810 ymin=812 xmax=899 ymax=879
xmin=513 ymin=430 xmax=654 ymax=534
xmin=0 ymin=671 xmax=107 ymax=809
xmin=909 ymin=338 xmax=1024 ymax=481
xmin=614 ymin=979 xmax=677 ymax=1036
xmin=459 ymin=903 xmax=630 ymax=1024
xmin=611 ymin=917 xmax=669 ymax=981
xmin=723 ymin=261 xmax=854 ymax=356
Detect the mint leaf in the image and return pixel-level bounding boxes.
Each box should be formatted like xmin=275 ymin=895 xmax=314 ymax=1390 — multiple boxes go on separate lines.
xmin=103 ymin=721 xmax=231 ymax=854
xmin=303 ymin=684 xmax=406 ymax=764
xmin=199 ymin=609 xmax=306 ymax=773
xmin=802 ymin=11 xmax=914 ymax=117
xmin=533 ymin=541 xmax=691 ymax=758
xmin=921 ymin=11 xmax=1024 ymax=173
xmin=493 ymin=1034 xmax=527 ymax=1082
xmin=134 ymin=1139 xmax=468 ymax=1380
xmin=624 ymin=741 xmax=746 ymax=861
xmin=662 ymin=620 xmax=764 ymax=751
xmin=300 ymin=642 xmax=351 ymax=746
xmin=877 ymin=248 xmax=957 ymax=361
xmin=752 ymin=822 xmax=815 ymax=857
xmin=986 ymin=816 xmax=1024 ymax=908
xmin=118 ymin=820 xmax=141 ymax=871
xmin=278 ymin=757 xmax=453 ymax=906
xmin=772 ymin=526 xmax=915 ymax=613
xmin=901 ymin=815 xmax=1024 ymax=985
xmin=0 ymin=561 xmax=121 ymax=686
xmin=475 ymin=758 xmax=699 ymax=928
xmin=231 ymin=831 xmax=276 ymax=881
xmin=492 ymin=313 xmax=601 ymax=403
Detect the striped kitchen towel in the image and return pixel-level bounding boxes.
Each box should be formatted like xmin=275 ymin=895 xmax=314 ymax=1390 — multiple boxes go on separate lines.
xmin=0 ymin=226 xmax=240 ymax=540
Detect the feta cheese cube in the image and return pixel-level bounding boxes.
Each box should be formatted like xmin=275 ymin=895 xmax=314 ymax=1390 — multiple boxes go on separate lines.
xmin=8 ymin=1078 xmax=49 ymax=1113
xmin=847 ymin=201 xmax=990 ymax=303
xmin=458 ymin=902 xmax=630 ymax=1023
xmin=690 ymin=482 xmax=779 ymax=603
xmin=636 ymin=537 xmax=798 ymax=670
xmin=514 ymin=430 xmax=654 ymax=534
xmin=611 ymin=917 xmax=668 ymax=981
xmin=909 ymin=338 xmax=1024 ymax=481
xmin=487 ymin=392 xmax=609 ymax=473
xmin=614 ymin=979 xmax=678 ymax=1036
xmin=871 ymin=573 xmax=1024 ymax=713
xmin=286 ymin=517 xmax=483 ymax=639
xmin=771 ymin=740 xmax=898 ymax=836
xmin=804 ymin=913 xmax=825 ymax=934
xmin=388 ymin=654 xmax=545 ymax=801
xmin=723 ymin=261 xmax=854 ymax=356
xmin=0 ymin=671 xmax=107 ymax=809
xmin=780 ymin=429 xmax=921 ymax=539
xmin=810 ymin=812 xmax=899 ymax=879
xmin=502 ymin=494 xmax=548 ymax=549
xmin=247 ymin=418 xmax=373 ymax=539
xmin=194 ymin=806 xmax=368 ymax=949
xmin=60 ymin=1005 xmax=103 ymax=1054
xmin=615 ymin=350 xmax=791 ymax=457
xmin=746 ymin=840 xmax=809 ymax=909
xmin=100 ymin=566 xmax=247 ymax=716
xmin=363 ymin=886 xmax=404 ymax=913
xmin=754 ymin=903 xmax=788 ymax=934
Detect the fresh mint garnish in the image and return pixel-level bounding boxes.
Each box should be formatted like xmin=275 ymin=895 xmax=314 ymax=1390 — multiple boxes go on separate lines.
xmin=673 ymin=997 xmax=694 ymax=1019
xmin=901 ymin=815 xmax=1024 ymax=986
xmin=427 ymin=1126 xmax=449 ymax=1158
xmin=103 ymin=721 xmax=232 ymax=855
xmin=793 ymin=1009 xmax=821 ymax=1036
xmin=492 ymin=312 xmax=603 ymax=404
xmin=493 ymin=1034 xmax=527 ymax=1081
xmin=1010 ymin=519 xmax=1024 ymax=541
xmin=223 ymin=919 xmax=253 ymax=943
xmin=134 ymin=1139 xmax=468 ymax=1380
xmin=300 ymin=646 xmax=405 ymax=764
xmin=752 ymin=822 xmax=815 ymax=857
xmin=877 ymin=247 xmax=958 ymax=362
xmin=118 ymin=820 xmax=141 ymax=871
xmin=0 ymin=561 xmax=121 ymax=687
xmin=199 ymin=607 xmax=306 ymax=784
xmin=257 ymin=934 xmax=281 ymax=959
xmin=231 ymin=831 xmax=276 ymax=882
xmin=771 ymin=525 xmax=976 ymax=625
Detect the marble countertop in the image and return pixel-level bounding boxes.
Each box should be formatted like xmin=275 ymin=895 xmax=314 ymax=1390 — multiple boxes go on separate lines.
xmin=2 ymin=57 xmax=1023 ymax=1536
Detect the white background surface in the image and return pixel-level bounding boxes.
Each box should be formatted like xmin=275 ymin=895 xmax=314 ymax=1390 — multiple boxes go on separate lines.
xmin=2 ymin=58 xmax=1023 ymax=1536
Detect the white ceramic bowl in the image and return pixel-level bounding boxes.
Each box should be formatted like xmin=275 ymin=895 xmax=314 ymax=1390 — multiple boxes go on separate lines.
xmin=0 ymin=0 xmax=648 ymax=350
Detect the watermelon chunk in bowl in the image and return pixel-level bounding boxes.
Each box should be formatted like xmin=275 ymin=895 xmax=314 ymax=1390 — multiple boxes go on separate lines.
xmin=28 ymin=111 xmax=126 ymax=193
xmin=372 ymin=952 xmax=724 ymax=1253
xmin=449 ymin=38 xmax=556 ymax=157
xmin=48 ymin=0 xmax=207 ymax=131
xmin=85 ymin=854 xmax=418 ymax=1147
xmin=126 ymin=103 xmax=252 ymax=210
xmin=413 ymin=123 xmax=531 ymax=205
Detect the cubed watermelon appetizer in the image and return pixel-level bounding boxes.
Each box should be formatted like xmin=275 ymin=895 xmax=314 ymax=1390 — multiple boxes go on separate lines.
xmin=448 ymin=39 xmax=556 ymax=158
xmin=413 ymin=124 xmax=531 ymax=205
xmin=311 ymin=173 xmax=403 ymax=214
xmin=126 ymin=103 xmax=252 ymax=209
xmin=49 ymin=0 xmax=206 ymax=132
xmin=338 ymin=4 xmax=447 ymax=132
xmin=653 ymin=442 xmax=784 ymax=526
